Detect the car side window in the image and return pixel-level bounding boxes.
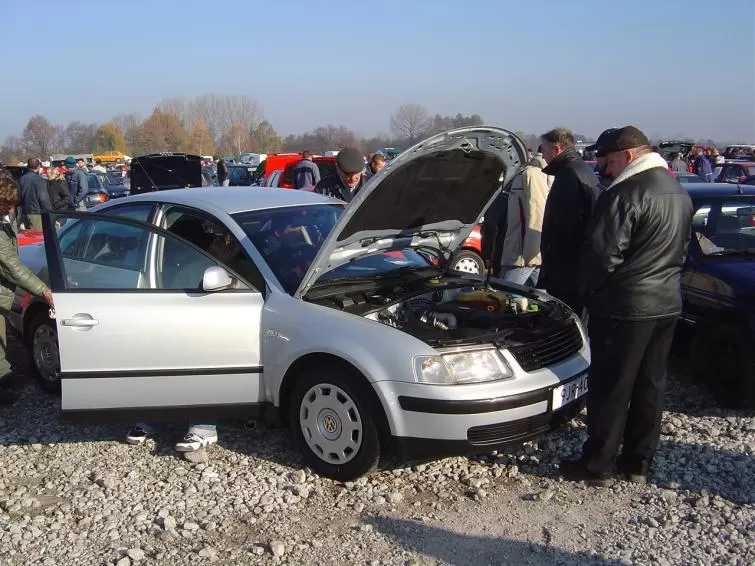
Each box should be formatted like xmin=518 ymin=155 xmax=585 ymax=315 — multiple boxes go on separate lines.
xmin=53 ymin=215 xmax=236 ymax=291
xmin=692 ymin=199 xmax=755 ymax=256
xmin=725 ymin=167 xmax=743 ymax=181
xmin=100 ymin=203 xmax=155 ymax=223
xmin=162 ymin=209 xmax=266 ymax=293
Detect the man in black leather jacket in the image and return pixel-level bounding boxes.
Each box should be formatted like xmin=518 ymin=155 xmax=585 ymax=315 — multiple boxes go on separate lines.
xmin=560 ymin=126 xmax=693 ymax=486
xmin=537 ymin=128 xmax=599 ymax=312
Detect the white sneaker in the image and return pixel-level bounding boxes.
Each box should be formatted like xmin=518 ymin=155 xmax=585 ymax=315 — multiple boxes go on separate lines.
xmin=174 ymin=432 xmax=218 ymax=452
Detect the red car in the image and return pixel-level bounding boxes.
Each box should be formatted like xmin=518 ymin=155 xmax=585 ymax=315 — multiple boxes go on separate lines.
xmin=451 ymin=224 xmax=485 ymax=274
xmin=714 ymin=162 xmax=755 ymax=184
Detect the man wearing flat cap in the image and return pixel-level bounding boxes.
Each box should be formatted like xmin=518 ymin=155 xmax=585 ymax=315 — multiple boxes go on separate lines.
xmin=314 ymin=148 xmax=366 ymax=202
xmin=585 ymin=128 xmax=619 ymax=189
xmin=560 ymin=125 xmax=693 ymax=486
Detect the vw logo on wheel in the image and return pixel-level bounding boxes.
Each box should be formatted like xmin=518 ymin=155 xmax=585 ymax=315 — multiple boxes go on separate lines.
xmin=322 ymin=414 xmax=338 ymax=434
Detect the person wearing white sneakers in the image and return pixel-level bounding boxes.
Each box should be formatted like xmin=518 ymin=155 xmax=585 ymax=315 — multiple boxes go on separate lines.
xmin=126 ymin=422 xmax=218 ymax=452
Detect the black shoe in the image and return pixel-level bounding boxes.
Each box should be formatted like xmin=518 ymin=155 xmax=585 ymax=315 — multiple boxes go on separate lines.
xmin=559 ymin=459 xmax=615 ymax=487
xmin=624 ymin=472 xmax=647 ymax=484
xmin=616 ymin=456 xmax=648 ymax=484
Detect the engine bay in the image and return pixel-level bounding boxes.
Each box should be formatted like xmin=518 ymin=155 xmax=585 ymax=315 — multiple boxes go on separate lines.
xmin=308 ymin=277 xmax=575 ymax=348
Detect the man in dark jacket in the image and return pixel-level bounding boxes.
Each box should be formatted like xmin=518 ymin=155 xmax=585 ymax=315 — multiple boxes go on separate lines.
xmin=560 ymin=126 xmax=694 ymax=486
xmin=18 ymin=158 xmax=52 ymax=229
xmin=692 ymin=148 xmax=713 ymax=182
xmin=670 ymin=153 xmax=688 ymax=174
xmin=291 ymin=151 xmax=321 ymax=190
xmin=537 ymin=128 xmax=599 ymax=312
xmin=314 ymin=148 xmax=366 ymax=202
xmin=64 ymin=157 xmax=89 ymax=210
xmin=215 ymin=156 xmax=229 ymax=186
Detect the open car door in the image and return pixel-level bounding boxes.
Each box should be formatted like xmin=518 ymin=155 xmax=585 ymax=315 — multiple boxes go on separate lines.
xmin=41 ymin=212 xmax=265 ymax=424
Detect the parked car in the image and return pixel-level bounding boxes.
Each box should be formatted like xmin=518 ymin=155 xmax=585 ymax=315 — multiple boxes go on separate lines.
xmin=658 ymin=141 xmax=694 ymax=162
xmin=681 ymin=183 xmax=755 ymax=408
xmin=85 ymin=173 xmax=130 ymax=208
xmin=227 ymin=164 xmax=257 ymax=186
xmin=713 ymin=162 xmax=755 ymax=184
xmin=674 ymin=172 xmax=706 ymax=184
xmin=722 ymin=145 xmax=755 ymax=161
xmin=277 ymin=157 xmax=337 ymax=189
xmin=14 ymin=127 xmax=589 ymax=480
xmin=128 ymin=153 xmax=204 ymax=195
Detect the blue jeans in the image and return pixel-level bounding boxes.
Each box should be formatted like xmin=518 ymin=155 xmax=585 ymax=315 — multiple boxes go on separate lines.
xmin=499 ymin=266 xmax=540 ymax=287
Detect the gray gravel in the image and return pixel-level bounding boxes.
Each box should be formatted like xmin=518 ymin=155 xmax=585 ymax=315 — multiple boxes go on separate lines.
xmin=0 ymin=337 xmax=753 ymax=566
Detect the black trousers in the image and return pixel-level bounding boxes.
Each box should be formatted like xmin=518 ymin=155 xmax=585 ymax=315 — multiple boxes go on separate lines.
xmin=582 ymin=315 xmax=678 ymax=476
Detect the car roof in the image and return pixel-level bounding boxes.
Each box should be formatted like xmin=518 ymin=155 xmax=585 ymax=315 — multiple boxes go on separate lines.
xmin=685 ymin=183 xmax=755 ymax=197
xmin=721 ymin=161 xmax=755 ymax=166
xmin=116 ymin=186 xmax=340 ymax=214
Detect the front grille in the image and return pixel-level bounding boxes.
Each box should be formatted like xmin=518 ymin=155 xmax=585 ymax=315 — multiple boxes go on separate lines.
xmin=507 ymin=320 xmax=582 ymax=372
xmin=467 ymin=403 xmax=582 ymax=446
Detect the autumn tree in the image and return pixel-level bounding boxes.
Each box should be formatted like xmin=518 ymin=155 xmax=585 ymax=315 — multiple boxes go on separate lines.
xmin=248 ymin=121 xmax=282 ymax=153
xmin=390 ymin=104 xmax=430 ymax=145
xmin=219 ymin=122 xmax=247 ymax=156
xmin=112 ymin=113 xmax=142 ymax=154
xmin=23 ymin=115 xmax=58 ymax=157
xmin=137 ymin=108 xmax=187 ymax=153
xmin=95 ymin=122 xmax=128 ymax=152
xmin=186 ymin=94 xmax=263 ymax=147
xmin=184 ymin=120 xmax=215 ymax=155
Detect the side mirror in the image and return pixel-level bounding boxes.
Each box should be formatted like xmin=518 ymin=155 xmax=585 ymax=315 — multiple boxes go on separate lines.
xmin=202 ymin=266 xmax=234 ymax=292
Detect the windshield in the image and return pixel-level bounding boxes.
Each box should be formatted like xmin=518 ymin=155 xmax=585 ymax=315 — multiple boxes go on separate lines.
xmin=693 ymin=197 xmax=755 ymax=256
xmin=232 ymin=204 xmax=344 ymax=294
xmin=318 ymin=249 xmax=435 ymax=282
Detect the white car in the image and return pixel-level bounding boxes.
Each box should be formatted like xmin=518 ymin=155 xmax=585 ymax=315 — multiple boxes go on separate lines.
xmin=15 ymin=127 xmax=590 ymax=480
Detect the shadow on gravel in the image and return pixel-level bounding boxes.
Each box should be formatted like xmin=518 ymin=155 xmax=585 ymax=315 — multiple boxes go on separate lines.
xmin=364 ymin=516 xmax=620 ymax=566
xmin=651 ymin=440 xmax=754 ymax=504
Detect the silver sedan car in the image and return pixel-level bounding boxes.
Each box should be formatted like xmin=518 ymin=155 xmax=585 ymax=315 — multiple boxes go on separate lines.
xmin=14 ymin=127 xmax=590 ymax=480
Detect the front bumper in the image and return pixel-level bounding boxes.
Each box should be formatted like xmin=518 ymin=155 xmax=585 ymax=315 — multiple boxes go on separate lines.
xmin=391 ymin=400 xmax=584 ymax=461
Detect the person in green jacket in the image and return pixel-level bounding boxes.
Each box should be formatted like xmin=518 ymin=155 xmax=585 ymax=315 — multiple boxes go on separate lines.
xmin=0 ymin=169 xmax=54 ymax=404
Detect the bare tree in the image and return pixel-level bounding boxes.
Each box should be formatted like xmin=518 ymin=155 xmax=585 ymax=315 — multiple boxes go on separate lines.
xmin=22 ymin=115 xmax=58 ymax=158
xmin=65 ymin=121 xmax=99 ymax=154
xmin=187 ymin=94 xmax=229 ymax=146
xmin=390 ymin=104 xmax=430 ymax=145
xmin=158 ymin=97 xmax=187 ymax=121
xmin=0 ymin=136 xmax=27 ymax=165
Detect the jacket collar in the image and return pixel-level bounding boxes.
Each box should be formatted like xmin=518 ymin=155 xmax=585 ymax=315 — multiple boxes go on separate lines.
xmin=607 ymin=152 xmax=669 ymax=190
xmin=542 ymin=147 xmax=580 ymax=176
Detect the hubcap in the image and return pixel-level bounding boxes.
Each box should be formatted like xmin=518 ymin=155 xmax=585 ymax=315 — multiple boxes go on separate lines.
xmin=454 ymin=257 xmax=481 ymax=274
xmin=33 ymin=325 xmax=60 ymax=383
xmin=299 ymin=383 xmax=362 ymax=464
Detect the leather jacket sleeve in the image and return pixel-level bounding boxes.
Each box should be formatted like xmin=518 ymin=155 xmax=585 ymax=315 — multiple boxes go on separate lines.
xmin=579 ymin=190 xmax=635 ymax=298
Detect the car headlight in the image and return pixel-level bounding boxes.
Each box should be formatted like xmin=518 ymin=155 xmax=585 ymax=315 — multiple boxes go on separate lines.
xmin=413 ymin=349 xmax=513 ymax=385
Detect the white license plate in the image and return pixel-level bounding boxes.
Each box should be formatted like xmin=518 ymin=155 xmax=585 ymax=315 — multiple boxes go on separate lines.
xmin=552 ymin=374 xmax=588 ymax=410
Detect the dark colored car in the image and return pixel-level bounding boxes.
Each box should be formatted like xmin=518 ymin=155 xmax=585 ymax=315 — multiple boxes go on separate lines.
xmin=129 ymin=153 xmax=203 ymax=195
xmin=659 ymin=141 xmax=694 ymax=161
xmin=227 ymin=164 xmax=257 ymax=186
xmin=2 ymin=165 xmax=26 ymax=182
xmin=674 ymin=172 xmax=706 ymax=184
xmin=713 ymin=162 xmax=755 ymax=184
xmin=681 ymin=183 xmax=755 ymax=408
xmin=85 ymin=173 xmax=130 ymax=208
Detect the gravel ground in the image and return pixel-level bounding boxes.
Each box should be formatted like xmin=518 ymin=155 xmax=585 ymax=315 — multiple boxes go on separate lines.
xmin=0 ymin=335 xmax=753 ymax=566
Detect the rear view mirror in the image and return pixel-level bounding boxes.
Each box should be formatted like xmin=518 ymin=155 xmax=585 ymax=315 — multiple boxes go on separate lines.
xmin=202 ymin=266 xmax=234 ymax=292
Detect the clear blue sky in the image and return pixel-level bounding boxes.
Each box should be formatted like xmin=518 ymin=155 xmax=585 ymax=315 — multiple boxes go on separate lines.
xmin=1 ymin=0 xmax=754 ymax=142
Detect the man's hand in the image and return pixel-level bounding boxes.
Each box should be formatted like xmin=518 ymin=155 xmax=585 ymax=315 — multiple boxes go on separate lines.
xmin=43 ymin=289 xmax=54 ymax=308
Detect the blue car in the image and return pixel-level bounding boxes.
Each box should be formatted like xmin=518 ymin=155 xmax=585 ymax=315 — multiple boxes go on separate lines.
xmin=681 ymin=183 xmax=755 ymax=408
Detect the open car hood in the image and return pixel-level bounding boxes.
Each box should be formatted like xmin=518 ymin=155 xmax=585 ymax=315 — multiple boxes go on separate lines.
xmin=129 ymin=153 xmax=202 ymax=193
xmin=295 ymin=126 xmax=527 ymax=299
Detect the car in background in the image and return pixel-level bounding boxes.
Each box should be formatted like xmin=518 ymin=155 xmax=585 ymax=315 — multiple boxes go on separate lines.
xmin=659 ymin=141 xmax=694 ymax=161
xmin=106 ymin=169 xmax=126 ymax=186
xmin=3 ymin=165 xmax=26 ymax=182
xmin=713 ymin=162 xmax=755 ymax=184
xmin=722 ymin=145 xmax=755 ymax=161
xmin=277 ymin=157 xmax=337 ymax=189
xmin=85 ymin=172 xmax=130 ymax=208
xmin=741 ymin=176 xmax=755 ymax=186
xmin=228 ymin=164 xmax=257 ymax=186
xmin=675 ymin=172 xmax=706 ymax=184
xmin=681 ymin=183 xmax=755 ymax=409
xmin=263 ymin=170 xmax=283 ymax=187
xmin=128 ymin=153 xmax=204 ymax=195
xmin=13 ymin=127 xmax=590 ymax=480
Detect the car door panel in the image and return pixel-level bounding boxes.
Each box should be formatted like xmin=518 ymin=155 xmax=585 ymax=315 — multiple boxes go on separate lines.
xmin=42 ymin=212 xmax=264 ymax=421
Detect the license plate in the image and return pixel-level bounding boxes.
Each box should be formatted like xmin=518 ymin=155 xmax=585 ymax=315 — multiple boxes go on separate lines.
xmin=552 ymin=374 xmax=588 ymax=410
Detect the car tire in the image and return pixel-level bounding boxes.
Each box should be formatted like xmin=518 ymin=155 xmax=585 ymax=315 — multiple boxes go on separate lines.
xmin=450 ymin=250 xmax=485 ymax=275
xmin=692 ymin=323 xmax=754 ymax=409
xmin=289 ymin=366 xmax=382 ymax=481
xmin=27 ymin=312 xmax=61 ymax=395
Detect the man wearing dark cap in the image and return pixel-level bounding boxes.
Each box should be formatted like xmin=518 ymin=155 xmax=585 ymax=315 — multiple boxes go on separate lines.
xmin=314 ymin=148 xmax=366 ymax=202
xmin=585 ymin=128 xmax=619 ymax=189
xmin=560 ymin=125 xmax=693 ymax=486
xmin=63 ymin=157 xmax=89 ymax=211
xmin=538 ymin=128 xmax=600 ymax=313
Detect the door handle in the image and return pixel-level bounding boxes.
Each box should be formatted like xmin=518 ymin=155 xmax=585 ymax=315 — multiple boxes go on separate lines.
xmin=61 ymin=317 xmax=99 ymax=327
